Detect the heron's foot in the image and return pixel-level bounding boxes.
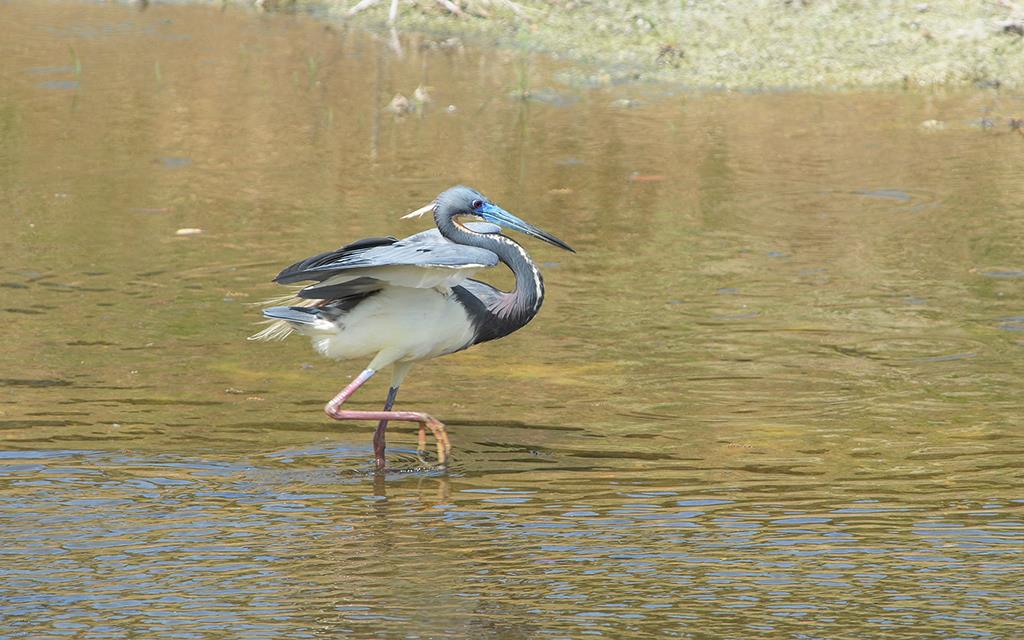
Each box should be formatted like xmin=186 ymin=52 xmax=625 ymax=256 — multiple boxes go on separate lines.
xmin=417 ymin=423 xmax=427 ymax=458
xmin=418 ymin=416 xmax=451 ymax=467
xmin=322 ymin=406 xmax=451 ymax=468
xmin=414 ymin=424 xmax=433 ymax=468
xmin=413 ymin=417 xmax=450 ymax=468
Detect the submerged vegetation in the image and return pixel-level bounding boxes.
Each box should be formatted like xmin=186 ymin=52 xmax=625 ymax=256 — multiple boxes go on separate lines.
xmin=241 ymin=0 xmax=1024 ymax=89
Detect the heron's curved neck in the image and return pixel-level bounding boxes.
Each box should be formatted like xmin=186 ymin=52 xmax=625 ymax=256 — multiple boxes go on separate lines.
xmin=438 ymin=215 xmax=544 ymax=326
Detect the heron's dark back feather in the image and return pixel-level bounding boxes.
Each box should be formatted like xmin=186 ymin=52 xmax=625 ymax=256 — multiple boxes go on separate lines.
xmin=314 ymin=288 xmax=383 ymax=321
xmin=295 ymin=276 xmax=382 ymax=300
xmin=262 ymin=289 xmax=381 ymax=324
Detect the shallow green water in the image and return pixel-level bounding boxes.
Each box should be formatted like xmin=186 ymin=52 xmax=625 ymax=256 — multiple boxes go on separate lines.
xmin=2 ymin=2 xmax=1023 ymax=638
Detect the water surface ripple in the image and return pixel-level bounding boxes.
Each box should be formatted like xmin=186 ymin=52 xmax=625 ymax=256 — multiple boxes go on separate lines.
xmin=1 ymin=2 xmax=1023 ymax=638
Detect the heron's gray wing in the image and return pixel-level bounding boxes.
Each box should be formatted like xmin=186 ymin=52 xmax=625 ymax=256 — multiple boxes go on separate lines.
xmin=276 ymin=236 xmax=499 ymax=300
xmin=275 ymin=225 xmax=500 ymax=284
xmin=321 ymin=241 xmax=498 ymax=270
xmin=274 ymin=236 xmax=398 ymax=284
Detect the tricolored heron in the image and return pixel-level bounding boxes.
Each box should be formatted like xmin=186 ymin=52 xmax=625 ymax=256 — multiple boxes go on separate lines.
xmin=251 ymin=186 xmax=574 ymax=470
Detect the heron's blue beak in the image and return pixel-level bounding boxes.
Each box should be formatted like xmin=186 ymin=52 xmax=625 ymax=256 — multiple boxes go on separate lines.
xmin=479 ymin=203 xmax=575 ymax=253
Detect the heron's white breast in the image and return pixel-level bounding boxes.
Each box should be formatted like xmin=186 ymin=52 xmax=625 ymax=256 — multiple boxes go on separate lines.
xmin=309 ymin=286 xmax=477 ymax=366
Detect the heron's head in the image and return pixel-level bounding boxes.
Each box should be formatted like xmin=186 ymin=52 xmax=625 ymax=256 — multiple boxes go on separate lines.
xmin=403 ymin=185 xmax=575 ymax=253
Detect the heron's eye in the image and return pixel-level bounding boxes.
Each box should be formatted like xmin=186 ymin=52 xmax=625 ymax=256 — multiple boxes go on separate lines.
xmin=471 ymin=199 xmax=483 ymax=210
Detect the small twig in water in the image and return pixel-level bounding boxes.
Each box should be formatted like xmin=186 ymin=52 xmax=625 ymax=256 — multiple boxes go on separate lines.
xmin=347 ymin=0 xmax=533 ymax=22
xmin=434 ymin=0 xmax=465 ymax=17
xmin=346 ymin=0 xmax=381 ymax=17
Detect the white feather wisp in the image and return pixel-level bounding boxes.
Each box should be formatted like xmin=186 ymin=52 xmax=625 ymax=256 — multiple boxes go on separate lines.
xmin=247 ymin=292 xmax=321 ymax=342
xmin=400 ymin=201 xmax=435 ymax=220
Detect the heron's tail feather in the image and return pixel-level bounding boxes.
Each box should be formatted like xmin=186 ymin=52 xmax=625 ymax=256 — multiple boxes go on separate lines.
xmin=261 ymin=306 xmax=323 ymax=324
xmin=247 ymin=295 xmax=321 ymax=342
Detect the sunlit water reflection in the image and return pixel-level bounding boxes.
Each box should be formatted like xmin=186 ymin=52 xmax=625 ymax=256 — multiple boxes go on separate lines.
xmin=1 ymin=2 xmax=1023 ymax=638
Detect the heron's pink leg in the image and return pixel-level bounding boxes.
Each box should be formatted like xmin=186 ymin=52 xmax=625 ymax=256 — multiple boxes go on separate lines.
xmin=324 ymin=369 xmax=451 ymax=467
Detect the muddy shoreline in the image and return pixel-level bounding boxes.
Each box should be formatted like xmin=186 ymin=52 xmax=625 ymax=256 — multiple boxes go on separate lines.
xmin=237 ymin=0 xmax=1024 ymax=90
